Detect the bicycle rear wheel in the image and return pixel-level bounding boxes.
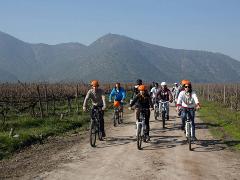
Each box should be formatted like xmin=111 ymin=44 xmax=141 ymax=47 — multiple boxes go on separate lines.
xmin=137 ymin=124 xmax=142 ymax=150
xmin=90 ymin=120 xmax=97 ymax=147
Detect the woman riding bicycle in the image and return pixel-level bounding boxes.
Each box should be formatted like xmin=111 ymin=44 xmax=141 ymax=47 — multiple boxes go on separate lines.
xmin=176 ymin=80 xmax=200 ymax=140
xmin=129 ymin=85 xmax=153 ymax=141
xmin=83 ymin=80 xmax=107 ymax=137
xmin=109 ymin=82 xmax=126 ymax=117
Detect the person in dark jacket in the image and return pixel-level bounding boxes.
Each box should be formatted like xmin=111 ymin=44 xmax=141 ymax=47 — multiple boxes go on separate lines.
xmin=129 ymin=85 xmax=153 ymax=141
xmin=156 ymin=82 xmax=173 ymax=120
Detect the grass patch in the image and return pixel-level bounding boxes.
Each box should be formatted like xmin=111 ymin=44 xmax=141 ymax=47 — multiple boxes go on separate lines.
xmin=198 ymin=98 xmax=240 ymax=150
xmin=0 ymin=112 xmax=90 ymax=159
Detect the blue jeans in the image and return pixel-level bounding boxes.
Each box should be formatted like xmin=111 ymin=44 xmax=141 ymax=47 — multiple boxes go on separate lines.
xmin=181 ymin=108 xmax=195 ymax=137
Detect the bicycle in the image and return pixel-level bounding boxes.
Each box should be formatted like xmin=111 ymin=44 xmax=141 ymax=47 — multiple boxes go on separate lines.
xmin=113 ymin=100 xmax=124 ymax=126
xmin=184 ymin=108 xmax=195 ymax=151
xmin=159 ymin=100 xmax=169 ymax=128
xmin=136 ymin=108 xmax=149 ymax=150
xmin=89 ymin=106 xmax=103 ymax=147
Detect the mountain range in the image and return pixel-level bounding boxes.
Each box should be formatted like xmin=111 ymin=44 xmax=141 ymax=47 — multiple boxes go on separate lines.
xmin=0 ymin=30 xmax=240 ymax=83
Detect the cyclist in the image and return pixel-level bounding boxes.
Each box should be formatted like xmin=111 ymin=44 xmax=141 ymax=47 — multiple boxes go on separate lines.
xmin=176 ymin=80 xmax=190 ymax=116
xmin=83 ymin=80 xmax=107 ymax=137
xmin=149 ymin=81 xmax=156 ymax=91
xmin=150 ymin=82 xmax=159 ymax=106
xmin=156 ymin=82 xmax=173 ymax=120
xmin=129 ymin=85 xmax=153 ymax=141
xmin=109 ymin=82 xmax=126 ymax=118
xmin=172 ymin=83 xmax=179 ymax=106
xmin=176 ymin=80 xmax=200 ymax=140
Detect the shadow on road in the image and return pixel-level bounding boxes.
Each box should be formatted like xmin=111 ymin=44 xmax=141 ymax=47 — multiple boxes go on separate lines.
xmin=195 ymin=122 xmax=220 ymax=129
xmin=95 ymin=136 xmax=136 ymax=148
xmin=193 ymin=139 xmax=240 ymax=152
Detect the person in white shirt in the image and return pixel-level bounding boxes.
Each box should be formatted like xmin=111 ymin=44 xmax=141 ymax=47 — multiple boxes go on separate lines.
xmin=176 ymin=80 xmax=200 ymax=140
xmin=150 ymin=82 xmax=159 ymax=104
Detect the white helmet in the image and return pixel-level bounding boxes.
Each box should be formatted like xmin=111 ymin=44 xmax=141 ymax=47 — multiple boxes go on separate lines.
xmin=161 ymin=82 xmax=167 ymax=86
xmin=174 ymin=82 xmax=178 ymax=85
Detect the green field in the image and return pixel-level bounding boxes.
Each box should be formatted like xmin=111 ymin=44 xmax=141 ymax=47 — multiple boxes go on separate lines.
xmin=198 ymin=99 xmax=240 ymax=150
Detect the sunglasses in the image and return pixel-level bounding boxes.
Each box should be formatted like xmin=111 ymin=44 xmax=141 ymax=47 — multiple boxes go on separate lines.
xmin=184 ymin=86 xmax=190 ymax=88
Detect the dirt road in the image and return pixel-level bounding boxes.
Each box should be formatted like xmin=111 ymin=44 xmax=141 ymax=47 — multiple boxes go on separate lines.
xmin=1 ymin=104 xmax=240 ymax=180
xmin=33 ymin=105 xmax=239 ymax=180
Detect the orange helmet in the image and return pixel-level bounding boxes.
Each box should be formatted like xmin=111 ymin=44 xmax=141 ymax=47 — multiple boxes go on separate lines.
xmin=91 ymin=80 xmax=99 ymax=87
xmin=138 ymin=85 xmax=146 ymax=91
xmin=181 ymin=79 xmax=191 ymax=86
xmin=113 ymin=101 xmax=120 ymax=107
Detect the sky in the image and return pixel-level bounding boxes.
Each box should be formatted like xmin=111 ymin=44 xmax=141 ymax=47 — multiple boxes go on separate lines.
xmin=0 ymin=0 xmax=240 ymax=60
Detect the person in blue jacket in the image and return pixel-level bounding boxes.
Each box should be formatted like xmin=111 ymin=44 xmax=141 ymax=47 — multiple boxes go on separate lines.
xmin=109 ymin=82 xmax=126 ymax=118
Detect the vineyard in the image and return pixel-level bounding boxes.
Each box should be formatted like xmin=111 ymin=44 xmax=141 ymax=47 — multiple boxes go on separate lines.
xmin=0 ymin=82 xmax=133 ymax=120
xmin=194 ymin=83 xmax=240 ymax=111
xmin=0 ymin=82 xmax=133 ymax=159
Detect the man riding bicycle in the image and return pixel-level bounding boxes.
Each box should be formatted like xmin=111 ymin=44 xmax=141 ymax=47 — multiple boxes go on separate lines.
xmin=83 ymin=80 xmax=107 ymax=137
xmin=150 ymin=82 xmax=159 ymax=106
xmin=172 ymin=82 xmax=179 ymax=105
xmin=129 ymin=85 xmax=153 ymax=141
xmin=156 ymin=82 xmax=173 ymax=120
xmin=109 ymin=82 xmax=126 ymax=118
xmin=176 ymin=80 xmax=200 ymax=140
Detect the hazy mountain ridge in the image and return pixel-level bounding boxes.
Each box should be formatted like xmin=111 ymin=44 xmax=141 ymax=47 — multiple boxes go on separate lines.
xmin=0 ymin=31 xmax=240 ymax=83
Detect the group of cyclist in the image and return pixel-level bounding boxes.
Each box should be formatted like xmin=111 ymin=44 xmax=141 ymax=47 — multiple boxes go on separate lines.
xmin=83 ymin=78 xmax=200 ymax=142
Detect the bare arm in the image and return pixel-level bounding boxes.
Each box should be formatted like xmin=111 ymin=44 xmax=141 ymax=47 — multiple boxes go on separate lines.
xmin=102 ymin=95 xmax=106 ymax=110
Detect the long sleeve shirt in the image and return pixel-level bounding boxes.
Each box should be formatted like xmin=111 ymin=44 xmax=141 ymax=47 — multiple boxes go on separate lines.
xmin=130 ymin=93 xmax=153 ymax=109
xmin=156 ymin=88 xmax=173 ymax=102
xmin=109 ymin=87 xmax=126 ymax=101
xmin=83 ymin=88 xmax=106 ymax=108
xmin=177 ymin=90 xmax=200 ymax=108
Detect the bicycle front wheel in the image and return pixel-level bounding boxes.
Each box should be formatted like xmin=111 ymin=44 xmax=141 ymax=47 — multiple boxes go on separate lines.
xmin=98 ymin=121 xmax=103 ymax=141
xmin=162 ymin=111 xmax=166 ymax=128
xmin=113 ymin=112 xmax=117 ymax=127
xmin=137 ymin=124 xmax=142 ymax=150
xmin=90 ymin=120 xmax=97 ymax=147
xmin=187 ymin=123 xmax=192 ymax=151
xmin=154 ymin=109 xmax=158 ymax=120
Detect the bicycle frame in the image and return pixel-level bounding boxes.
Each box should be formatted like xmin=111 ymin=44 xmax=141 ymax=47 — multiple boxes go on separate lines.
xmin=89 ymin=106 xmax=103 ymax=147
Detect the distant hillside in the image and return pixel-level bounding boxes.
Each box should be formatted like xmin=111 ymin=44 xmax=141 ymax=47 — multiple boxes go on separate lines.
xmin=0 ymin=31 xmax=240 ymax=83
